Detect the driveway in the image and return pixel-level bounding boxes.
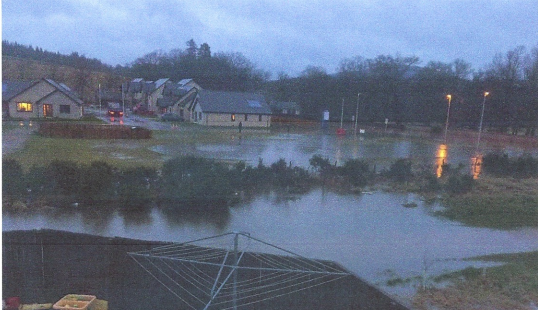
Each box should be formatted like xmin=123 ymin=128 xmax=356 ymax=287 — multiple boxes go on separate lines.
xmin=2 ymin=123 xmax=36 ymax=155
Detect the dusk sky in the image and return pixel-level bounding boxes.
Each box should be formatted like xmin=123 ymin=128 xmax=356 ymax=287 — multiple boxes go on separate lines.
xmin=2 ymin=0 xmax=537 ymax=78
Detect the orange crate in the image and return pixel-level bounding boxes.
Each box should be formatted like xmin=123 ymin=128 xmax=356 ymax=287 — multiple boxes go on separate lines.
xmin=53 ymin=295 xmax=96 ymax=310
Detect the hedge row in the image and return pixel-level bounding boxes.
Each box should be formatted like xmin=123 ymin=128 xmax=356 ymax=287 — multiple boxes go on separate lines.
xmin=38 ymin=122 xmax=151 ymax=139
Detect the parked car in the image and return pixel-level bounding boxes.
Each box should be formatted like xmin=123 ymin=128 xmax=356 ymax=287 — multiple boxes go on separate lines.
xmin=108 ymin=108 xmax=124 ymax=118
xmin=161 ymin=113 xmax=183 ymax=122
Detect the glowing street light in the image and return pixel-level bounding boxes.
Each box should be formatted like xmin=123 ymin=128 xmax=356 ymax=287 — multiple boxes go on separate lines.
xmin=444 ymin=94 xmax=452 ymax=144
xmin=476 ymin=91 xmax=490 ymax=153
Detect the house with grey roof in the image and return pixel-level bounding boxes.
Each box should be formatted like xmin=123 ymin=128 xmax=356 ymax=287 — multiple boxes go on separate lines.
xmin=127 ymin=78 xmax=171 ymax=113
xmin=3 ymin=78 xmax=83 ymax=119
xmin=270 ymin=101 xmax=301 ymax=117
xmin=186 ymin=90 xmax=272 ymax=127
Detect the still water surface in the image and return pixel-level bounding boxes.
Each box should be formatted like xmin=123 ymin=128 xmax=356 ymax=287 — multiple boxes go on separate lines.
xmin=4 ymin=132 xmax=538 ymax=297
xmin=4 ymin=190 xmax=538 ymax=297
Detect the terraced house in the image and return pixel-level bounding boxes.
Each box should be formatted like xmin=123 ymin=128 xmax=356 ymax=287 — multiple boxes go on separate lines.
xmin=3 ymin=78 xmax=83 ymax=119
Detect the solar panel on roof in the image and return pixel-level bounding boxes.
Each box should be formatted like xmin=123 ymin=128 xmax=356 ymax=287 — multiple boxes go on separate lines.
xmin=247 ymin=100 xmax=262 ymax=107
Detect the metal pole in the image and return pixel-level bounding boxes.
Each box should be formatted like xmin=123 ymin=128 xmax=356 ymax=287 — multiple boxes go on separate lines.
xmin=122 ymin=83 xmax=125 ymax=115
xmin=233 ymin=233 xmax=239 ymax=310
xmin=444 ymin=95 xmax=451 ymax=144
xmin=476 ymin=92 xmax=489 ymax=153
xmin=99 ymin=83 xmax=102 ymax=117
xmin=354 ymin=93 xmax=360 ymax=135
xmin=340 ymin=98 xmax=344 ymax=129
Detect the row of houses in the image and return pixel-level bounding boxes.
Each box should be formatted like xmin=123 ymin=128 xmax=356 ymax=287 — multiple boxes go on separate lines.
xmin=3 ymin=77 xmax=301 ymax=128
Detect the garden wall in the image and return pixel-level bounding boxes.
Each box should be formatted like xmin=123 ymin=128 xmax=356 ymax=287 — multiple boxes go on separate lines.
xmin=38 ymin=122 xmax=151 ymax=139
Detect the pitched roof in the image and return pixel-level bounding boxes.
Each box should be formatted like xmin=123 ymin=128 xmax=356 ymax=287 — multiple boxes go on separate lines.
xmin=2 ymin=79 xmax=83 ymax=105
xmin=44 ymin=79 xmax=83 ymax=105
xmin=271 ymin=101 xmax=300 ymax=111
xmin=2 ymin=80 xmax=34 ymax=101
xmin=197 ymin=90 xmax=272 ymax=114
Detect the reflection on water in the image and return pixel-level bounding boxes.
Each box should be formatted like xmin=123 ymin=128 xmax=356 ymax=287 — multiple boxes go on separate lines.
xmin=4 ymin=190 xmax=538 ymax=298
xmin=435 ymin=144 xmax=448 ymax=178
xmin=471 ymin=154 xmax=483 ymax=179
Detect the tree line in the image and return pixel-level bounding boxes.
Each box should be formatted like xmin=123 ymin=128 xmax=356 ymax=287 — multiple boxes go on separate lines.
xmin=3 ymin=40 xmax=538 ymax=134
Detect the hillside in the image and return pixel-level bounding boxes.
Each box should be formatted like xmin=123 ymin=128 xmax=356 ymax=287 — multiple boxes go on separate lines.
xmin=2 ymin=55 xmax=126 ymax=105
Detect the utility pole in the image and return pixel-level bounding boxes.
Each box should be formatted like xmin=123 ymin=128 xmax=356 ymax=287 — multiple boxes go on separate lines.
xmin=354 ymin=93 xmax=360 ymax=135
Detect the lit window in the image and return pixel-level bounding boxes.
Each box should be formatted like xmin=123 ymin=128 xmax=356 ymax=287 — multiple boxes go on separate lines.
xmin=231 ymin=114 xmax=236 ymax=122
xmin=60 ymin=105 xmax=71 ymax=114
xmin=17 ymin=102 xmax=33 ymax=112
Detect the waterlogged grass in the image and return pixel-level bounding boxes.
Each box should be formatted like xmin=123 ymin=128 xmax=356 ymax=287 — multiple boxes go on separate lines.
xmin=438 ymin=177 xmax=538 ymax=229
xmin=4 ymin=126 xmax=276 ymax=170
xmin=413 ymin=251 xmax=538 ymax=310
xmin=5 ymin=134 xmax=164 ymax=170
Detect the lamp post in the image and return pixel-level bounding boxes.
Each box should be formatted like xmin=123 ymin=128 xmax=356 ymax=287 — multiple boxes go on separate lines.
xmin=354 ymin=93 xmax=360 ymax=135
xmin=444 ymin=94 xmax=452 ymax=144
xmin=476 ymin=91 xmax=490 ymax=153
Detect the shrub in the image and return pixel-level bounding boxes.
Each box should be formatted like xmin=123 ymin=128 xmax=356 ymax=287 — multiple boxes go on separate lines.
xmin=338 ymin=158 xmax=371 ymax=188
xmin=160 ymin=156 xmax=232 ymax=207
xmin=2 ymin=159 xmax=25 ymax=197
xmin=387 ymin=158 xmax=413 ymax=182
xmin=47 ymin=160 xmax=81 ymax=195
xmin=78 ymin=161 xmax=115 ymax=203
xmin=446 ymin=173 xmax=474 ymax=194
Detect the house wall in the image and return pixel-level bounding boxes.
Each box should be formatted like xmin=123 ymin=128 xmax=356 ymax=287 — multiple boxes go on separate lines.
xmin=202 ymin=112 xmax=271 ymax=127
xmin=8 ymin=80 xmax=56 ymax=119
xmin=147 ymin=86 xmax=166 ymax=113
xmin=40 ymin=91 xmax=83 ymax=119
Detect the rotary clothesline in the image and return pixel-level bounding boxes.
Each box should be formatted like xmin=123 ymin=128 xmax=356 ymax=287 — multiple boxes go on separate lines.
xmin=128 ymin=232 xmax=351 ymax=310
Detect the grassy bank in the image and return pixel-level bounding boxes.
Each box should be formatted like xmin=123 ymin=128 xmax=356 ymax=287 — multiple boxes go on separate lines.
xmin=438 ymin=176 xmax=538 ymax=229
xmin=413 ymin=251 xmax=538 ymax=310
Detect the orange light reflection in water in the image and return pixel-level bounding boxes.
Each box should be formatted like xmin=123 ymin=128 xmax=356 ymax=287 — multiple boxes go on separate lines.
xmin=436 ymin=144 xmax=448 ymax=178
xmin=471 ymin=154 xmax=483 ymax=179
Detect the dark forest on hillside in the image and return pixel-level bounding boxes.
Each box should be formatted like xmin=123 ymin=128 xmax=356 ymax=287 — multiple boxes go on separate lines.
xmin=3 ymin=40 xmax=538 ymax=133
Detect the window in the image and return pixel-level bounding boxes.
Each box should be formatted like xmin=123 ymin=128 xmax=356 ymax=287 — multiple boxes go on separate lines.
xmin=199 ymin=112 xmax=202 ymax=120
xmin=244 ymin=114 xmax=248 ymax=121
xmin=60 ymin=105 xmax=71 ymax=114
xmin=231 ymin=114 xmax=236 ymax=122
xmin=259 ymin=114 xmax=263 ymax=122
xmin=16 ymin=102 xmax=33 ymax=112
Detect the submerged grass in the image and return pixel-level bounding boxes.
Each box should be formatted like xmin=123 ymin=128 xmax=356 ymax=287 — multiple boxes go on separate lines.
xmin=439 ymin=176 xmax=538 ymax=229
xmin=413 ymin=251 xmax=538 ymax=310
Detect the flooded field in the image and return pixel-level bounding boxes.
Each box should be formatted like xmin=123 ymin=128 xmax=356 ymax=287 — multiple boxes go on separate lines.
xmin=4 ymin=128 xmax=538 ymax=301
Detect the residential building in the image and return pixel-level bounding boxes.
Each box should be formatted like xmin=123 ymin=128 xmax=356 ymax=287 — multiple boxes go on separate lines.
xmin=3 ymin=78 xmax=83 ymax=119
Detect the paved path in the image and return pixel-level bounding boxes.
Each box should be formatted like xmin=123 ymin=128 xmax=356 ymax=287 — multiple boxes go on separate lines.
xmin=2 ymin=124 xmax=36 ymax=155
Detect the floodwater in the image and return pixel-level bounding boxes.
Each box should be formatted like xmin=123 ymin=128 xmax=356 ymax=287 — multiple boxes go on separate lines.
xmin=3 ymin=131 xmax=538 ymax=299
xmin=3 ymin=190 xmax=538 ymax=299
xmin=152 ymin=130 xmax=538 ymax=175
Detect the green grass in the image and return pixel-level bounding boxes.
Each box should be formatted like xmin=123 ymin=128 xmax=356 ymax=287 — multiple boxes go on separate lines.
xmin=3 ymin=125 xmax=275 ymax=171
xmin=438 ymin=177 xmax=538 ymax=229
xmin=414 ymin=251 xmax=538 ymax=310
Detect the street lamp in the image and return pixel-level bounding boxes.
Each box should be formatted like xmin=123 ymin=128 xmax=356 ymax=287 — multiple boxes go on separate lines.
xmin=476 ymin=91 xmax=490 ymax=153
xmin=444 ymin=94 xmax=452 ymax=144
xmin=354 ymin=93 xmax=360 ymax=135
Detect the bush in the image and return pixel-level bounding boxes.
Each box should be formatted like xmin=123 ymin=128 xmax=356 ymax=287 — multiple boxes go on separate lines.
xmin=78 ymin=161 xmax=115 ymax=203
xmin=387 ymin=158 xmax=413 ymax=182
xmin=338 ymin=159 xmax=371 ymax=188
xmin=117 ymin=166 xmax=157 ymax=208
xmin=2 ymin=158 xmax=25 ymax=197
xmin=446 ymin=173 xmax=474 ymax=194
xmin=160 ymin=156 xmax=233 ymax=207
xmin=483 ymin=153 xmax=538 ymax=178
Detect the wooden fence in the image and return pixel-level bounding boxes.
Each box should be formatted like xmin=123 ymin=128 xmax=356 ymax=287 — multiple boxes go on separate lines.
xmin=38 ymin=122 xmax=152 ymax=139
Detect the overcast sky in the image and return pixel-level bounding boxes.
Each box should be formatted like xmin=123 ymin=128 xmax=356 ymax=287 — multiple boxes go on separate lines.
xmin=2 ymin=0 xmax=537 ymax=78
